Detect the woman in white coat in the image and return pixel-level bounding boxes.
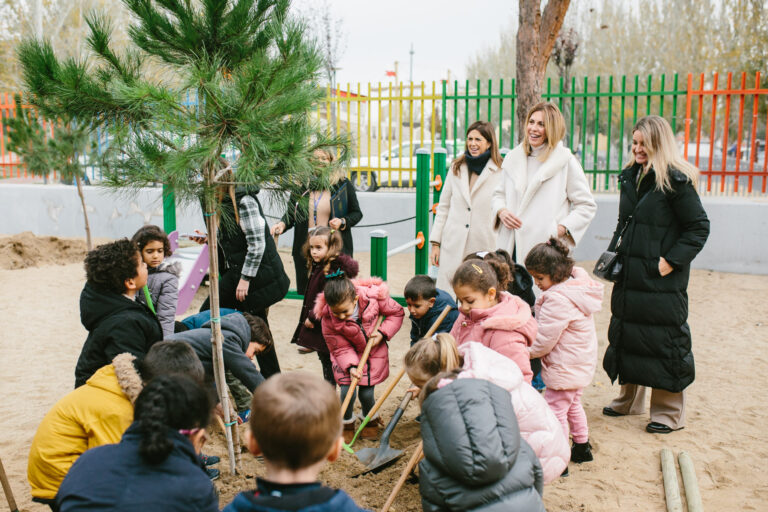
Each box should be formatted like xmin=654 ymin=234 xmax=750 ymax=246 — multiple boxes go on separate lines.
xmin=431 ymin=120 xmax=503 ymax=293
xmin=492 ymin=102 xmax=596 ymax=264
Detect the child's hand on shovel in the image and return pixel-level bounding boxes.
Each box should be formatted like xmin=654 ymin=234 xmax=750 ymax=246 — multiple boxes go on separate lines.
xmin=350 ymin=366 xmax=363 ymax=380
xmin=369 ymin=330 xmax=385 ymax=346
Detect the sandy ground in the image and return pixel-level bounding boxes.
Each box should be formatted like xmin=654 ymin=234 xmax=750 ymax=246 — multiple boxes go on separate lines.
xmin=1 ymin=233 xmax=767 ymax=511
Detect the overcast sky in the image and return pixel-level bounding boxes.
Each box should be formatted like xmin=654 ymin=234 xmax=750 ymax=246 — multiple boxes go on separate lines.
xmin=293 ymin=0 xmax=518 ymax=87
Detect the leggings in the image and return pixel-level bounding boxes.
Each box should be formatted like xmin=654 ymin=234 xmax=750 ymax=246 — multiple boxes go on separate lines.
xmin=339 ymin=384 xmax=375 ymax=421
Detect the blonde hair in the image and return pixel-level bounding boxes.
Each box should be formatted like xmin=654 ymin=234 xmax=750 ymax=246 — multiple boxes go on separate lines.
xmin=628 ymin=115 xmax=699 ymax=191
xmin=522 ymin=102 xmax=566 ymax=162
xmin=404 ymin=333 xmax=463 ymax=386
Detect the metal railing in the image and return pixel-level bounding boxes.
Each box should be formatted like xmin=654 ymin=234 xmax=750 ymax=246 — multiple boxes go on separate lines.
xmin=3 ymin=72 xmax=767 ymax=195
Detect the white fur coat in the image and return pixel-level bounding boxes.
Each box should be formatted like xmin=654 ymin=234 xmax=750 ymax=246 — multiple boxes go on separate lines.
xmin=492 ymin=142 xmax=596 ymax=263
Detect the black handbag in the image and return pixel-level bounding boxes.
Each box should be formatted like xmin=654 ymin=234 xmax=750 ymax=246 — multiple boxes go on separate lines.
xmin=593 ymin=215 xmax=632 ymax=282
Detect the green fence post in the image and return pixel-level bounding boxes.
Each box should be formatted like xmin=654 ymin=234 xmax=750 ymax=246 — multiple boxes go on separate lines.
xmin=432 ymin=148 xmax=447 ymax=213
xmin=370 ymin=230 xmax=388 ymax=281
xmin=162 ymin=184 xmax=176 ymax=233
xmin=415 ymin=148 xmax=430 ymax=275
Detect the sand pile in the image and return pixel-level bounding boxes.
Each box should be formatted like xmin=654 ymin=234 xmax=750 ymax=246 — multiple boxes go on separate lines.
xmin=0 ymin=232 xmax=89 ymax=270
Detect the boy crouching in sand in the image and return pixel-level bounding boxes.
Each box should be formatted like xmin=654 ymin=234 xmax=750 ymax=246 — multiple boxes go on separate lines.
xmin=224 ymin=373 xmax=370 ymax=512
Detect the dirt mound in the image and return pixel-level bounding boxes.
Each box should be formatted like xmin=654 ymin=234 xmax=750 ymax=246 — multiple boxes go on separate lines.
xmin=0 ymin=232 xmax=88 ymax=270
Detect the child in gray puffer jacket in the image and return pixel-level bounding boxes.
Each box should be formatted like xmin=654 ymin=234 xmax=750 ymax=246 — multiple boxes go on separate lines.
xmin=419 ymin=372 xmax=546 ymax=512
xmin=132 ymin=225 xmax=181 ymax=337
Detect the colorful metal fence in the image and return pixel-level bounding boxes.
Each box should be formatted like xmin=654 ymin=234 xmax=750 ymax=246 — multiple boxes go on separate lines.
xmin=3 ymin=73 xmax=767 ymax=194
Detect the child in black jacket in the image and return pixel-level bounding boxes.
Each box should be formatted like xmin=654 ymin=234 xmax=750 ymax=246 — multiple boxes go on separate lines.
xmin=75 ymin=239 xmax=162 ymax=387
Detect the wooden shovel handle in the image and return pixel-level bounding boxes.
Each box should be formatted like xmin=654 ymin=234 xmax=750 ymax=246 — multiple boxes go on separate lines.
xmin=1 ymin=455 xmax=19 ymax=512
xmin=424 ymin=304 xmax=453 ymax=338
xmin=340 ymin=315 xmax=384 ymax=416
xmin=381 ymin=441 xmax=424 ymax=512
xmin=364 ymin=304 xmax=454 ymax=420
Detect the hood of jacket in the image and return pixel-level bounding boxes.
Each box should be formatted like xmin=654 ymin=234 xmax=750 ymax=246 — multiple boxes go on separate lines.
xmin=547 ymin=266 xmax=603 ymax=316
xmin=421 ymin=378 xmax=521 ymax=486
xmin=80 ymin=282 xmax=145 ymax=331
xmin=313 ymin=276 xmax=389 ymax=320
xmin=470 ymin=292 xmax=535 ymax=336
xmin=149 ymin=260 xmax=182 ymax=278
xmin=85 ymin=353 xmax=142 ymax=404
xmin=201 ymin=312 xmax=252 ymax=351
xmin=110 ymin=353 xmax=143 ymax=404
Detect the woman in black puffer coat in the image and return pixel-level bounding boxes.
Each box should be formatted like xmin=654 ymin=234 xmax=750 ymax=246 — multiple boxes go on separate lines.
xmin=602 ymin=116 xmax=710 ymax=434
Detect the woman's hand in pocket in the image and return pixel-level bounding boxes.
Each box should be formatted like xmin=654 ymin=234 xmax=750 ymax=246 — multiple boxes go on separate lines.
xmin=658 ymin=257 xmax=673 ymax=277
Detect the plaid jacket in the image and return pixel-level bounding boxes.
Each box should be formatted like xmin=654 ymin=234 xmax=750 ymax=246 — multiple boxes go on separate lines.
xmin=238 ymin=195 xmax=266 ymax=280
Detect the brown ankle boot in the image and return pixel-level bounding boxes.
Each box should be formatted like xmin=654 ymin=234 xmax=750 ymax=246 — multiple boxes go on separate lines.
xmin=360 ymin=416 xmax=384 ymax=440
xmin=342 ymin=420 xmax=357 ymax=444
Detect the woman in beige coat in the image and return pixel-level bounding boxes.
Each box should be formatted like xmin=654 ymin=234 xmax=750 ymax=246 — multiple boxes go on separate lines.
xmin=492 ymin=102 xmax=596 ymax=263
xmin=431 ymin=121 xmax=503 ymax=293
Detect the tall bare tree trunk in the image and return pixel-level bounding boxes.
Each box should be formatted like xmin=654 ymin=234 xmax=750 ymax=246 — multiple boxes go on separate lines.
xmin=203 ymin=168 xmax=237 ymax=476
xmin=74 ymin=174 xmax=92 ymax=250
xmin=516 ymin=0 xmax=571 ymax=141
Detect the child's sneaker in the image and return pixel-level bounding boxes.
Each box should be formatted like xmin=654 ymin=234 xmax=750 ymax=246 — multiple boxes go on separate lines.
xmin=360 ymin=416 xmax=385 ymax=440
xmin=200 ymin=453 xmax=220 ymax=466
xmin=206 ymin=467 xmax=220 ymax=481
xmin=237 ymin=409 xmax=251 ymax=424
xmin=571 ymin=441 xmax=593 ymax=463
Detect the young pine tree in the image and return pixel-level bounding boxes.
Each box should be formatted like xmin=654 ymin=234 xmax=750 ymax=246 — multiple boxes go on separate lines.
xmin=15 ymin=0 xmax=348 ymax=473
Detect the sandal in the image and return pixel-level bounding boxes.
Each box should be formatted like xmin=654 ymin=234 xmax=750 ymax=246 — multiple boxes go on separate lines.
xmin=602 ymin=407 xmax=626 ymax=417
xmin=645 ymin=422 xmax=683 ymax=434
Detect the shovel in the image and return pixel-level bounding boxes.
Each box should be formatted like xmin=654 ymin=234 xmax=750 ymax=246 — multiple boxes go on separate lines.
xmin=354 ymin=390 xmax=414 ymax=475
xmin=346 ymin=304 xmax=453 ymax=448
xmin=340 ymin=316 xmax=384 ymax=454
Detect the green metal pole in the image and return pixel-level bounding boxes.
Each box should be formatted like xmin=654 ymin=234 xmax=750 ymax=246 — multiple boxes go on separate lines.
xmin=162 ymin=184 xmax=176 ymax=233
xmin=370 ymin=230 xmax=388 ymax=281
xmin=415 ymin=148 xmax=430 ymax=276
xmin=433 ymin=148 xmax=447 ymax=211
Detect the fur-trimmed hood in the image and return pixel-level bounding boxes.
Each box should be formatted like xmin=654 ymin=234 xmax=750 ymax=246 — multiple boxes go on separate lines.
xmin=151 ymin=259 xmax=182 ymax=278
xmin=313 ymin=276 xmax=390 ymax=320
xmin=465 ymin=292 xmax=534 ymax=334
xmin=111 ymin=353 xmax=143 ymax=404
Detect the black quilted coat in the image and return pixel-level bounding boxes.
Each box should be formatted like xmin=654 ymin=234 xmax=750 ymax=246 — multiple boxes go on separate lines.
xmin=604 ymin=164 xmax=710 ymax=392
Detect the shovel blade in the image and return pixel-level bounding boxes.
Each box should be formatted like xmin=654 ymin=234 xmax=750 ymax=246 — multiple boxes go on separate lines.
xmin=355 ymin=447 xmax=405 ymax=476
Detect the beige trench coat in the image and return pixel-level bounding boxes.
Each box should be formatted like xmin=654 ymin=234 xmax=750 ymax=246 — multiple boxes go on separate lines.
xmin=431 ymin=160 xmax=502 ymax=293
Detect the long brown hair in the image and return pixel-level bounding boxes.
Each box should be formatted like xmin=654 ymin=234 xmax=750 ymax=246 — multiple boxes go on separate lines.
xmin=302 ymin=226 xmax=343 ymax=272
xmin=451 ymin=120 xmax=503 ymax=175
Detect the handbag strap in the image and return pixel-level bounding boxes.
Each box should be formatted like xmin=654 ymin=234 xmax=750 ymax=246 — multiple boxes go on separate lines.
xmin=615 ymin=192 xmax=652 ymax=250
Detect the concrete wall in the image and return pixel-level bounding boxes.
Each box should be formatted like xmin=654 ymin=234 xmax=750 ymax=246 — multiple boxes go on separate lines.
xmin=2 ymin=184 xmax=766 ymax=274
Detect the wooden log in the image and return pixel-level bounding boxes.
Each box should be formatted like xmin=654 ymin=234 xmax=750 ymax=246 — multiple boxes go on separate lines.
xmin=660 ymin=448 xmax=684 ymax=512
xmin=678 ymin=452 xmax=704 ymax=512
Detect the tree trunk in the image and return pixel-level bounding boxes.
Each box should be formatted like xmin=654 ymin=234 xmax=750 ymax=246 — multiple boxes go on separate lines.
xmin=74 ymin=174 xmax=92 ymax=250
xmin=516 ymin=0 xmax=571 ymax=141
xmin=203 ymin=168 xmax=237 ymax=476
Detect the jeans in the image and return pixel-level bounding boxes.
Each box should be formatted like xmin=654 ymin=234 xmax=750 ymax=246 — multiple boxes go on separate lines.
xmin=339 ymin=384 xmax=375 ymax=420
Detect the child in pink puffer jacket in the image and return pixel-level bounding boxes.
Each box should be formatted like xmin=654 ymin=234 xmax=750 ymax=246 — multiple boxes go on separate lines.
xmin=314 ymin=273 xmax=404 ymax=441
xmin=405 ymin=335 xmax=570 ymax=483
xmin=525 ymin=237 xmax=604 ymax=470
xmin=450 ymin=259 xmax=538 ymax=383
